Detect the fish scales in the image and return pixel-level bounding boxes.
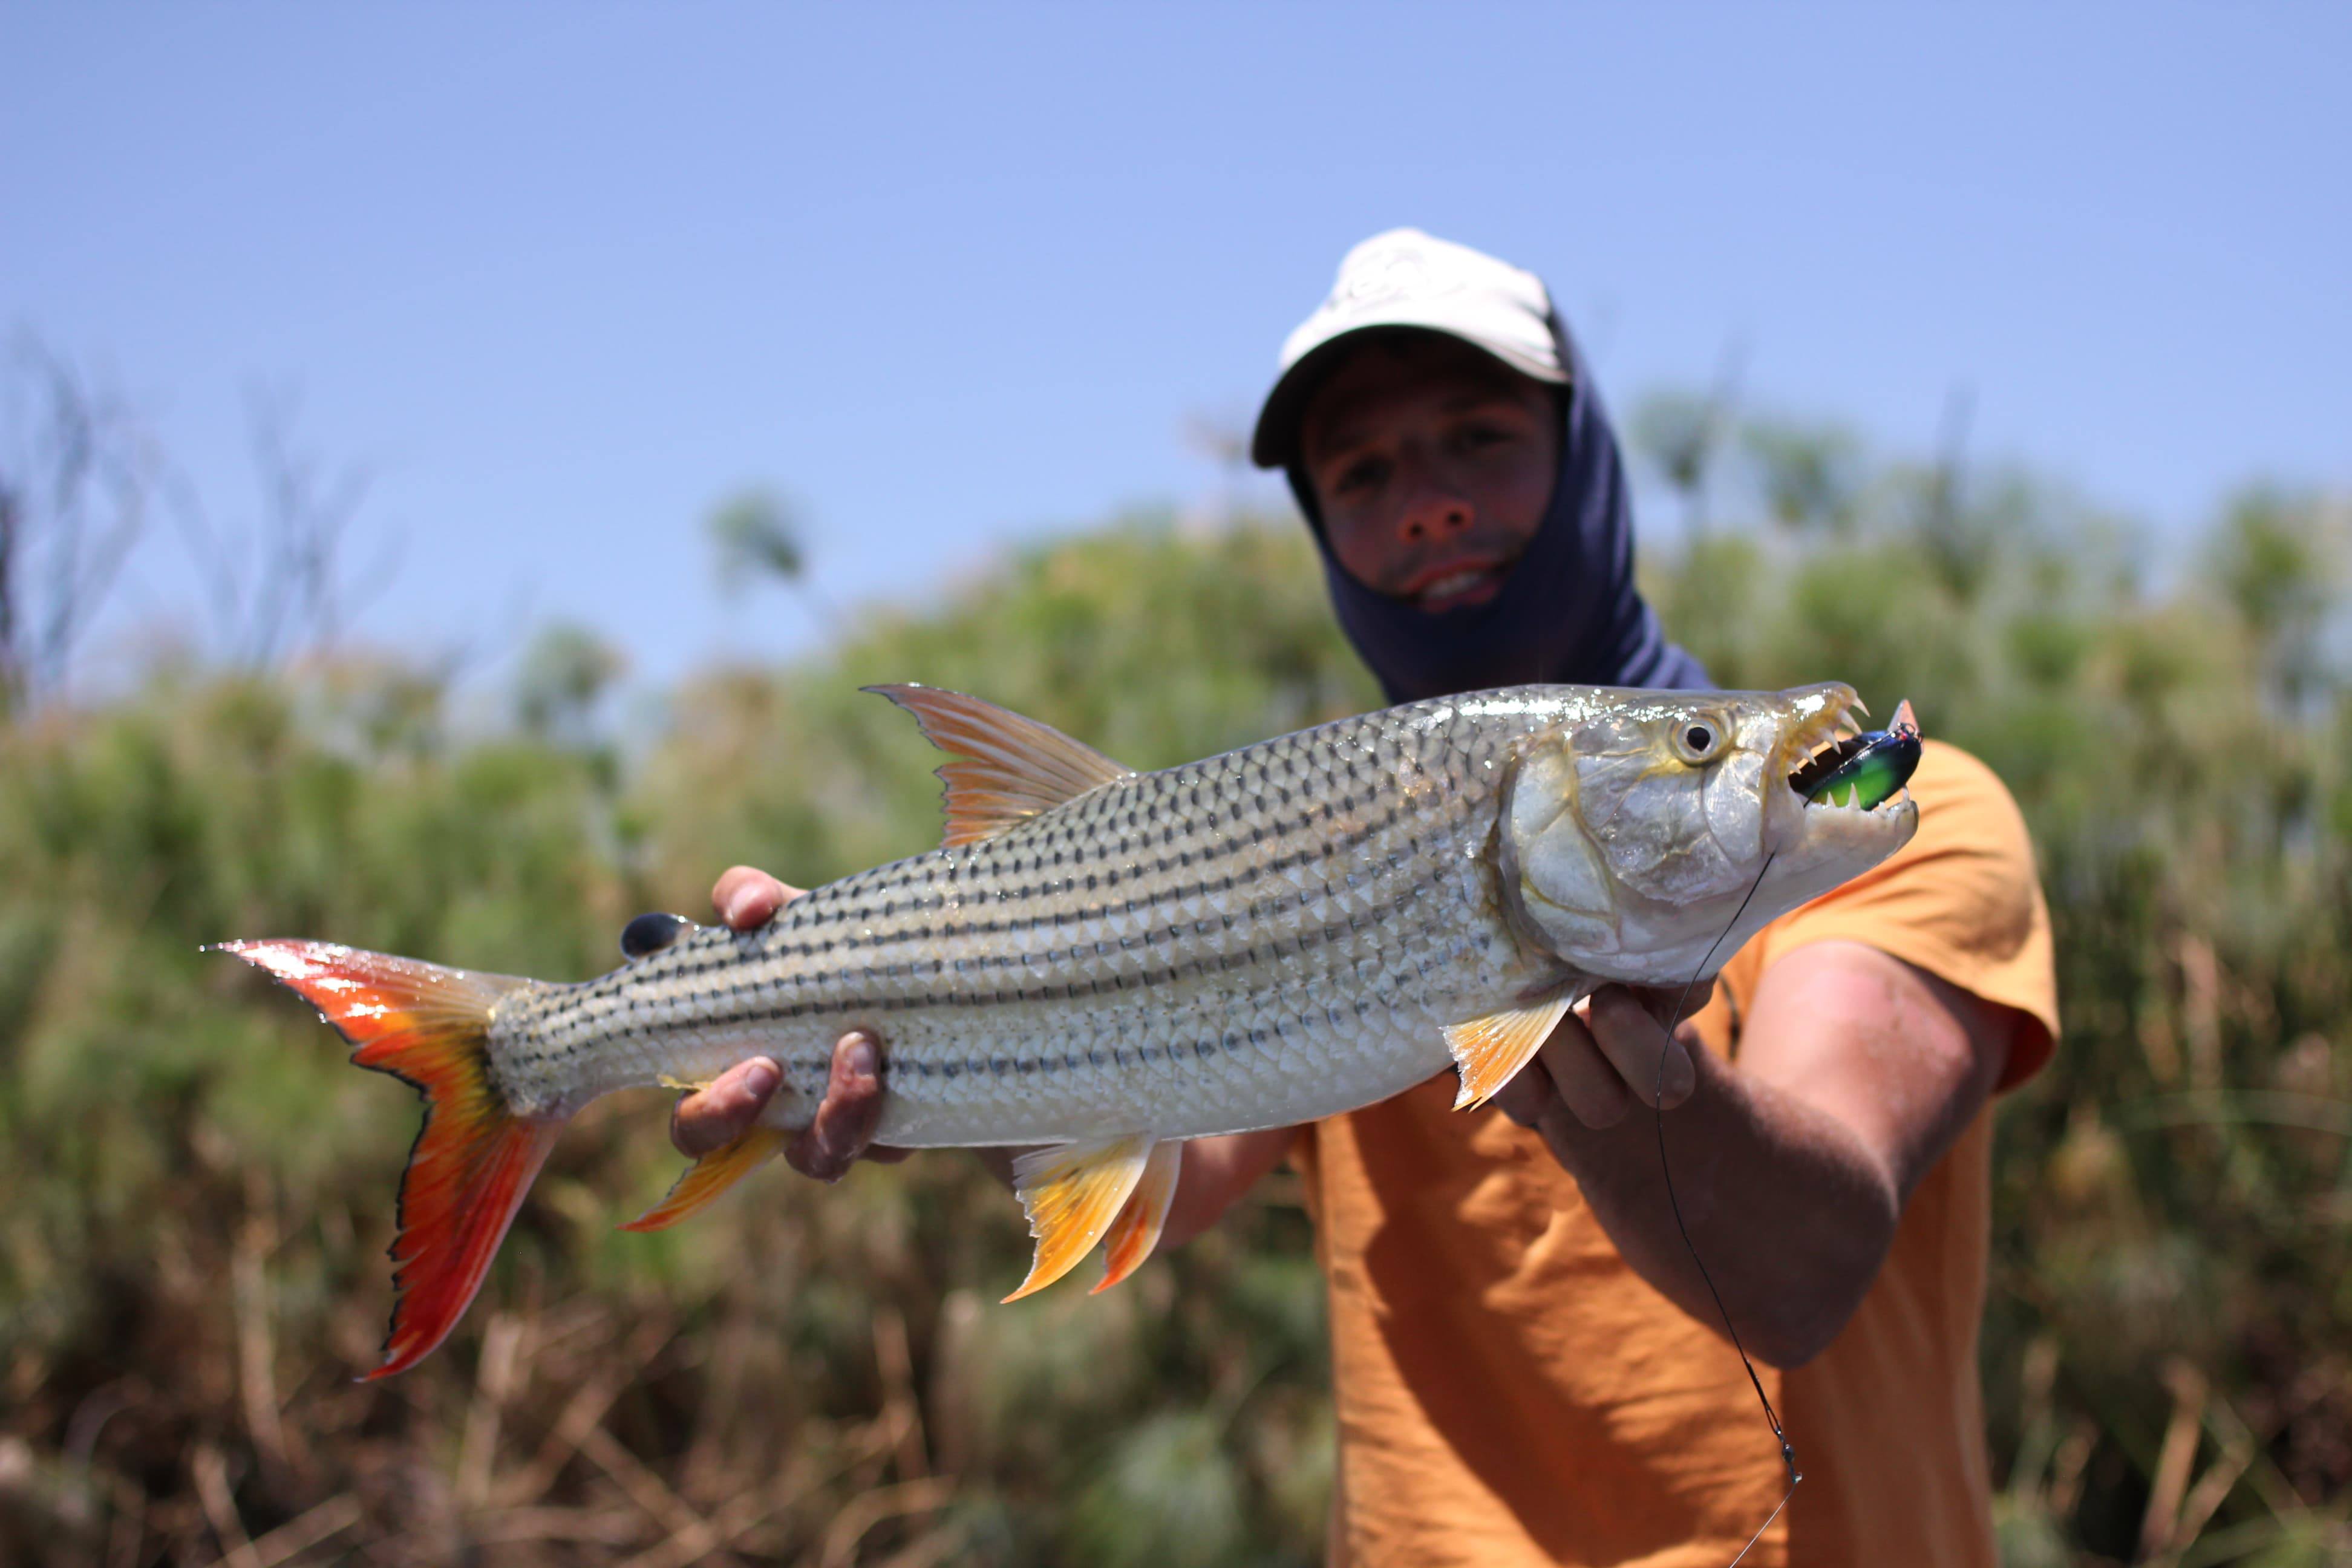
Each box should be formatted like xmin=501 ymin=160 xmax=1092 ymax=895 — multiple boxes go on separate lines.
xmin=490 ymin=694 xmax=1555 ymax=1144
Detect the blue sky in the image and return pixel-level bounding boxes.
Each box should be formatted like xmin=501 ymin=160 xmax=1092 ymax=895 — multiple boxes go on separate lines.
xmin=5 ymin=4 xmax=2347 ymax=694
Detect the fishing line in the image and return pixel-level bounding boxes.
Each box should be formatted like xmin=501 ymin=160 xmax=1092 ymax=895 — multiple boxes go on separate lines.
xmin=1652 ymin=848 xmax=1800 ymax=1567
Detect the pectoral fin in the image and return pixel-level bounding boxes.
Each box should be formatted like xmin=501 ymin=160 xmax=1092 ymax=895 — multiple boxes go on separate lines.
xmin=1092 ymin=1138 xmax=1183 ymax=1295
xmin=1002 ymin=1133 xmax=1155 ymax=1302
xmin=620 ymin=1126 xmax=788 ymax=1233
xmin=1443 ymin=990 xmax=1576 ymax=1110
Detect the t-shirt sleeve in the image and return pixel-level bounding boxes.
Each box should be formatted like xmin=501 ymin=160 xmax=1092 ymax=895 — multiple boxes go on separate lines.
xmin=1753 ymin=739 xmax=2059 ymax=1089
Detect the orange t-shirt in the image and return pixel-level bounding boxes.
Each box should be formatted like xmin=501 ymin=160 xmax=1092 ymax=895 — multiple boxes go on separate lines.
xmin=1297 ymin=740 xmax=2058 ymax=1567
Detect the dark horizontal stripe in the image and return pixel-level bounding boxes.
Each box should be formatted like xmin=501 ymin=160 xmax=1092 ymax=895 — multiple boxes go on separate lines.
xmin=882 ymin=984 xmax=1387 ymax=1085
xmin=740 ymin=796 xmax=1426 ymax=967
xmin=770 ymin=770 xmax=1391 ymax=937
xmin=563 ymin=794 xmax=1411 ymax=1008
xmin=674 ymin=852 xmax=1450 ymax=1033
xmin=525 ymin=841 xmax=1455 ymax=1063
xmin=524 ymin=794 xmax=1466 ymax=1061
xmin=581 ymin=773 xmax=1397 ymax=1008
xmin=573 ymin=808 xmax=1411 ymax=1006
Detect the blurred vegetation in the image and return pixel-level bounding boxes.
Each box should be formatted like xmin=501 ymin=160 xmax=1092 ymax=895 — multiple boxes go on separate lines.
xmin=1 ymin=411 xmax=2347 ymax=1564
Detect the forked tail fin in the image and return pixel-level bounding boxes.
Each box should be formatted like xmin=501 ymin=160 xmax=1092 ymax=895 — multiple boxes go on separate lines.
xmin=217 ymin=939 xmax=558 ymax=1379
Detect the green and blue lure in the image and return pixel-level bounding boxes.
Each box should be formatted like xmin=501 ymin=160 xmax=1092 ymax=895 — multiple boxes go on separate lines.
xmin=1791 ymin=698 xmax=1921 ymax=810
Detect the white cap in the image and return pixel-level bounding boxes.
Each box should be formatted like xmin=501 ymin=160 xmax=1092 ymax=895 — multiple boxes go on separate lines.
xmin=1250 ymin=227 xmax=1568 ymax=469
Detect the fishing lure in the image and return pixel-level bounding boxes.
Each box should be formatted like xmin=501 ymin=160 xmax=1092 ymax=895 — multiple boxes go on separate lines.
xmin=1788 ymin=698 xmax=1922 ymax=811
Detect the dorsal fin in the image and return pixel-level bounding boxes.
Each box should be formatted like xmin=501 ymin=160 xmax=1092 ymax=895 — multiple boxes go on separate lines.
xmin=865 ymin=684 xmax=1134 ymax=848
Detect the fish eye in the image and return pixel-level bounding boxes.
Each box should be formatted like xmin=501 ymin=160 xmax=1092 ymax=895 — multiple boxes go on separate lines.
xmin=1671 ymin=719 xmax=1726 ymax=765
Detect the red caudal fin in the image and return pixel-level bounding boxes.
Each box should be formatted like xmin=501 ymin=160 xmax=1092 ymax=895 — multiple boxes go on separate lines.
xmin=216 ymin=939 xmax=557 ymax=1379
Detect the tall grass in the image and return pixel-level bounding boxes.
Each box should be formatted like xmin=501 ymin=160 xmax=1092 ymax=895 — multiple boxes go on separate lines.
xmin=0 ymin=462 xmax=2344 ymax=1563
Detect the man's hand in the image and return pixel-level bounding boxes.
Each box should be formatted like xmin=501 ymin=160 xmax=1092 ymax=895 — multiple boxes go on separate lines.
xmin=1488 ymin=947 xmax=2015 ymax=1368
xmin=1488 ymin=984 xmax=1705 ymax=1133
xmin=668 ymin=866 xmax=906 ymax=1180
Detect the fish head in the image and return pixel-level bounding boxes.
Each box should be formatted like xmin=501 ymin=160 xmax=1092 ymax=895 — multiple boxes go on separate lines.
xmin=1499 ymin=682 xmax=1918 ymax=985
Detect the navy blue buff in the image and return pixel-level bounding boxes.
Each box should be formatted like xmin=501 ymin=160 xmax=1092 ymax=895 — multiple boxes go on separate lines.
xmin=1288 ymin=325 xmax=1708 ymax=703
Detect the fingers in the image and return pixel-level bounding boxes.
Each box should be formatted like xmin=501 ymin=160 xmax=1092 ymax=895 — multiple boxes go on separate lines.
xmin=1584 ymin=987 xmax=1697 ymax=1111
xmin=670 ymin=1033 xmax=901 ymax=1178
xmin=1630 ymin=978 xmax=1717 ymax=1030
xmin=711 ymin=866 xmax=804 ymax=931
xmin=785 ymin=1031 xmax=887 ymax=1182
xmin=671 ymin=1056 xmax=782 ymax=1158
xmin=1534 ymin=1004 xmax=1641 ymax=1129
xmin=1523 ymin=987 xmax=1699 ymax=1131
xmin=1488 ymin=1064 xmax=1557 ymax=1129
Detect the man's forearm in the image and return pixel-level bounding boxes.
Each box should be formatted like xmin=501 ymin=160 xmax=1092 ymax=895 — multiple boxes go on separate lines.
xmin=1530 ymin=1046 xmax=1900 ymax=1368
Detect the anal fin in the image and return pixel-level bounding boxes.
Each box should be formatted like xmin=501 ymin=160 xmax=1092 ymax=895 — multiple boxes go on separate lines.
xmin=1443 ymin=990 xmax=1576 ymax=1110
xmin=620 ymin=1126 xmax=788 ymax=1233
xmin=1002 ymin=1133 xmax=1154 ymax=1302
xmin=1093 ymin=1139 xmax=1183 ymax=1295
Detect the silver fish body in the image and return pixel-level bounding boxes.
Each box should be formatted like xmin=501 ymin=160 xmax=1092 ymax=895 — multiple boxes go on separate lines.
xmin=495 ymin=690 xmax=1546 ymax=1145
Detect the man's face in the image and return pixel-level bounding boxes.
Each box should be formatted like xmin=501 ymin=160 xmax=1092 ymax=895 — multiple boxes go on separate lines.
xmin=1299 ymin=332 xmax=1561 ymax=614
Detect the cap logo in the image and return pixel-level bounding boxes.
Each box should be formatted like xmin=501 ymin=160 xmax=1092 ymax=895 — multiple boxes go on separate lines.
xmin=1324 ymin=244 xmax=1462 ymax=318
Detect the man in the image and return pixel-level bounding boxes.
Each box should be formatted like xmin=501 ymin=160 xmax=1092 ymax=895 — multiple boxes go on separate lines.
xmin=677 ymin=230 xmax=2057 ymax=1566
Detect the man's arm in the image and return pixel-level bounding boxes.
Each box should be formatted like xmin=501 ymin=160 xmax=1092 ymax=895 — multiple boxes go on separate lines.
xmin=1493 ymin=941 xmax=2017 ymax=1368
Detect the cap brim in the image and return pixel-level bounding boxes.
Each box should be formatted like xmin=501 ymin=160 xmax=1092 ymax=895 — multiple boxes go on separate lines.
xmin=1247 ymin=321 xmax=1569 ymax=470
xmin=1249 ymin=334 xmax=1361 ymax=471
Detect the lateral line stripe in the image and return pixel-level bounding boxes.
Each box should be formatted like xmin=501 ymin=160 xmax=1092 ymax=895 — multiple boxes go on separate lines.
xmin=551 ymin=784 xmax=1439 ymax=1019
xmin=514 ymin=849 xmax=1463 ymax=1063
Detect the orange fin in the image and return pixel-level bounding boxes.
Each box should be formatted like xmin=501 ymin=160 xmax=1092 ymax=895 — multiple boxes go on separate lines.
xmin=621 ymin=1126 xmax=788 ymax=1232
xmin=1002 ymin=1133 xmax=1154 ymax=1302
xmin=215 ymin=939 xmax=558 ymax=1379
xmin=1443 ymin=990 xmax=1577 ymax=1110
xmin=864 ymin=684 xmax=1133 ymax=848
xmin=1093 ymin=1138 xmax=1182 ymax=1295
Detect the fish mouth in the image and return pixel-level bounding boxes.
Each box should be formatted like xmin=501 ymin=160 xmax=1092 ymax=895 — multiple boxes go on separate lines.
xmin=1777 ymin=690 xmax=1915 ymax=815
xmin=1787 ymin=731 xmax=1875 ymax=797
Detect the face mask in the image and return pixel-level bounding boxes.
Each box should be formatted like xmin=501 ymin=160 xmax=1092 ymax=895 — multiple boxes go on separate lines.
xmin=1290 ymin=323 xmax=1708 ymax=705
